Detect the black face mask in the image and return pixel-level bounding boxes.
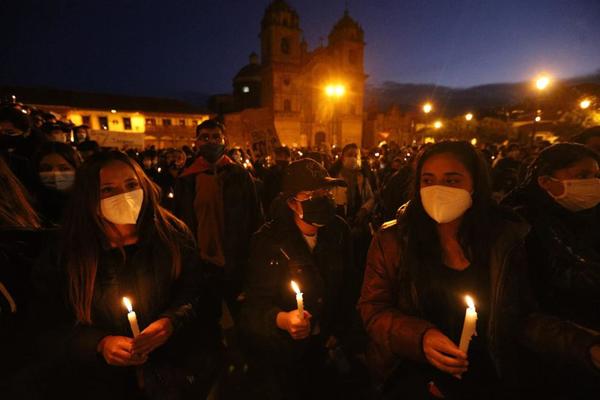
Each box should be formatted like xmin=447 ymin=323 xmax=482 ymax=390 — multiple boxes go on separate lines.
xmin=198 ymin=143 xmax=225 ymax=164
xmin=299 ymin=195 xmax=337 ymax=227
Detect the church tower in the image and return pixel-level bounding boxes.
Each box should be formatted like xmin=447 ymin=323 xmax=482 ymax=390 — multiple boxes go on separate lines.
xmin=327 ymin=8 xmax=366 ymax=145
xmin=260 ymin=0 xmax=303 ymax=145
xmin=260 ymin=0 xmax=302 ymax=109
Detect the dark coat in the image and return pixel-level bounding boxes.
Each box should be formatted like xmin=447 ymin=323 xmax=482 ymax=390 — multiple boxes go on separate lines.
xmin=31 ymin=223 xmax=221 ymax=398
xmin=502 ymin=186 xmax=600 ymax=330
xmin=358 ymin=213 xmax=600 ymax=391
xmin=172 ymin=160 xmax=262 ymax=295
xmin=239 ymin=209 xmax=356 ymax=364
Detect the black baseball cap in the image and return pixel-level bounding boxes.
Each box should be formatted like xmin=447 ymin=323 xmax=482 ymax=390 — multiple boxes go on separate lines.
xmin=282 ymin=158 xmax=346 ymax=196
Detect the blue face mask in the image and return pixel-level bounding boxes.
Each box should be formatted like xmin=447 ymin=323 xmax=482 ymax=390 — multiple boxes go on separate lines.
xmin=39 ymin=170 xmax=75 ymax=191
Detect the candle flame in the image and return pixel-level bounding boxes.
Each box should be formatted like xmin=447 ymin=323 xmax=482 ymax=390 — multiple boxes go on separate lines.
xmin=122 ymin=297 xmax=133 ymax=313
xmin=465 ymin=295 xmax=475 ymax=309
xmin=291 ymin=280 xmax=301 ymax=295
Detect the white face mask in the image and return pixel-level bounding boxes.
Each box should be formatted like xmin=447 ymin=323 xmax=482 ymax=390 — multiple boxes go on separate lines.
xmin=420 ymin=185 xmax=473 ymax=224
xmin=548 ymin=178 xmax=600 ymax=212
xmin=100 ymin=188 xmax=144 ymax=225
xmin=39 ymin=170 xmax=75 ymax=191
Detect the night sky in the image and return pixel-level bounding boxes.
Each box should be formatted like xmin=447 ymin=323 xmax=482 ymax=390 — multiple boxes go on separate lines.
xmin=1 ymin=0 xmax=599 ymax=98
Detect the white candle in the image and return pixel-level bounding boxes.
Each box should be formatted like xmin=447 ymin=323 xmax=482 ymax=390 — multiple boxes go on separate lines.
xmin=291 ymin=280 xmax=304 ymax=320
xmin=122 ymin=297 xmax=141 ymax=337
xmin=459 ymin=295 xmax=477 ymax=353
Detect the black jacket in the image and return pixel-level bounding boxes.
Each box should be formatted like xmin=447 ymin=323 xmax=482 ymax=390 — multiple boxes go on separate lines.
xmin=239 ymin=210 xmax=356 ymax=364
xmin=172 ymin=160 xmax=262 ymax=293
xmin=502 ymin=186 xmax=600 ymax=330
xmin=31 ymin=223 xmax=221 ymax=397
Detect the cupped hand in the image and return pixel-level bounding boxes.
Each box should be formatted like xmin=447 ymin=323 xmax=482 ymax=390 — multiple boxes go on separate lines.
xmin=132 ymin=317 xmax=174 ymax=355
xmin=422 ymin=328 xmax=468 ymax=376
xmin=276 ymin=309 xmax=312 ymax=340
xmin=98 ymin=335 xmax=148 ymax=367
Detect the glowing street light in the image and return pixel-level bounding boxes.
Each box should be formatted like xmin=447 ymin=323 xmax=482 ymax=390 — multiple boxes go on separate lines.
xmin=535 ymin=116 xmax=541 ymax=122
xmin=465 ymin=113 xmax=474 ymax=121
xmin=535 ymin=75 xmax=551 ymax=91
xmin=325 ymin=84 xmax=346 ymax=98
xmin=433 ymin=120 xmax=443 ymax=129
xmin=580 ymin=99 xmax=591 ymax=110
xmin=423 ymin=102 xmax=433 ymax=114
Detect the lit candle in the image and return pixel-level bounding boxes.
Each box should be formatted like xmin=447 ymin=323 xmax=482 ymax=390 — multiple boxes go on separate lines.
xmin=122 ymin=297 xmax=140 ymax=337
xmin=291 ymin=280 xmax=304 ymax=320
xmin=459 ymin=295 xmax=477 ymax=353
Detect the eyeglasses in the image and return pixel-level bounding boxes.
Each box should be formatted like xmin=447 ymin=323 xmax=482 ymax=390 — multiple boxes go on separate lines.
xmin=293 ymin=188 xmax=334 ymax=202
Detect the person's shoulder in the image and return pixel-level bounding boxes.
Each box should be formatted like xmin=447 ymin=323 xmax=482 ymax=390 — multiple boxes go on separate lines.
xmin=490 ymin=204 xmax=531 ymax=242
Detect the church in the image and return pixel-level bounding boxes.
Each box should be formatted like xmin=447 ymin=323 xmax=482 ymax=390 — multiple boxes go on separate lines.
xmin=216 ymin=0 xmax=367 ymax=151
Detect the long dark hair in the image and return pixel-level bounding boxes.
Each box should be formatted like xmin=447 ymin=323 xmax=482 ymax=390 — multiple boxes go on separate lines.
xmin=399 ymin=141 xmax=497 ymax=283
xmin=0 ymin=157 xmax=41 ymax=228
xmin=60 ymin=150 xmax=188 ymax=324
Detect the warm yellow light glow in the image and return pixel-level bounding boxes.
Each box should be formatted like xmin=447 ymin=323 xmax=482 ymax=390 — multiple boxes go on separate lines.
xmin=423 ymin=137 xmax=436 ymax=144
xmin=325 ymin=84 xmax=346 ymax=98
xmin=291 ymin=280 xmax=301 ymax=294
xmin=535 ymin=116 xmax=541 ymax=122
xmin=111 ymin=109 xmax=117 ymax=114
xmin=123 ymin=297 xmax=133 ymax=313
xmin=433 ymin=120 xmax=443 ymax=129
xmin=465 ymin=113 xmax=473 ymax=121
xmin=535 ymin=75 xmax=550 ymax=91
xmin=580 ymin=99 xmax=591 ymax=109
xmin=466 ymin=295 xmax=475 ymax=309
xmin=423 ymin=102 xmax=432 ymax=114
xmin=470 ymin=138 xmax=478 ymax=146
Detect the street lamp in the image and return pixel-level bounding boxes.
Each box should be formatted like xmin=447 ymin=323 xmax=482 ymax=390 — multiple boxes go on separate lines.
xmin=433 ymin=120 xmax=443 ymax=129
xmin=423 ymin=102 xmax=433 ymax=114
xmin=535 ymin=75 xmax=551 ymax=91
xmin=324 ymin=83 xmax=346 ymax=146
xmin=465 ymin=113 xmax=473 ymax=121
xmin=531 ymin=74 xmax=551 ymax=144
xmin=580 ymin=99 xmax=591 ymax=110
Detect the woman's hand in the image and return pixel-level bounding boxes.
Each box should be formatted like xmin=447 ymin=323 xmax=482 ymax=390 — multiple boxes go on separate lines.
xmin=132 ymin=317 xmax=174 ymax=355
xmin=422 ymin=328 xmax=468 ymax=376
xmin=276 ymin=310 xmax=312 ymax=340
xmin=591 ymin=345 xmax=600 ymax=369
xmin=98 ymin=336 xmax=148 ymax=367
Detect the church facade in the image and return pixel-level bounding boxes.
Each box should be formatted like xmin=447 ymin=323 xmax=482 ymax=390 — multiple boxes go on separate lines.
xmin=221 ymin=0 xmax=367 ymax=151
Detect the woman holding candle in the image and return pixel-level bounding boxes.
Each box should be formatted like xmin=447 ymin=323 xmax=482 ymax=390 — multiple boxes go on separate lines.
xmin=240 ymin=158 xmax=359 ymax=399
xmin=32 ymin=151 xmax=221 ymax=399
xmin=359 ymin=141 xmax=600 ymax=399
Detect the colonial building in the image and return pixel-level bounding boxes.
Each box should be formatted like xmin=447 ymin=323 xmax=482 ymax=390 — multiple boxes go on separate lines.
xmin=1 ymin=86 xmax=211 ymax=149
xmin=218 ymin=0 xmax=367 ymax=151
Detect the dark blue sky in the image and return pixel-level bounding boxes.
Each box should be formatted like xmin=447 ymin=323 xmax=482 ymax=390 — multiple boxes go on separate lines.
xmin=1 ymin=0 xmax=599 ymax=97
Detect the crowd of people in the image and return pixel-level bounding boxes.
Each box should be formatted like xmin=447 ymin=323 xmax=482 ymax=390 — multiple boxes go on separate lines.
xmin=1 ymin=95 xmax=600 ymax=399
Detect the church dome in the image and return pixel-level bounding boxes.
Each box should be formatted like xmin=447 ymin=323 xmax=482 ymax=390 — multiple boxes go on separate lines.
xmin=234 ymin=53 xmax=261 ymax=82
xmin=329 ymin=10 xmax=364 ymax=43
xmin=261 ymin=0 xmax=300 ymax=30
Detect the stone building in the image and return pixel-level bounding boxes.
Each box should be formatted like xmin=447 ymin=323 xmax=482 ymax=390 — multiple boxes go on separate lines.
xmin=218 ymin=0 xmax=367 ymax=151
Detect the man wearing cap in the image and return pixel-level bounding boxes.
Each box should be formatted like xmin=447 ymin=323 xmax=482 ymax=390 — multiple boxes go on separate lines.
xmin=240 ymin=158 xmax=358 ymax=399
